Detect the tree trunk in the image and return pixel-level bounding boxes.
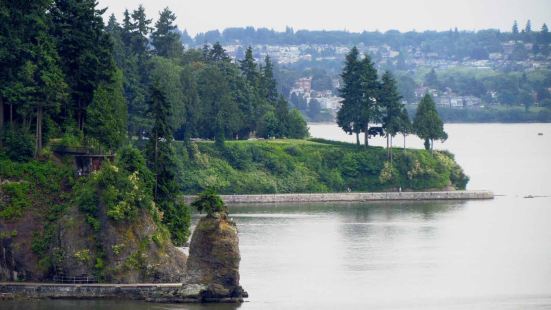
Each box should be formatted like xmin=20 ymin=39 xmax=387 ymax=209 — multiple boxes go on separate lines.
xmin=35 ymin=106 xmax=43 ymax=157
xmin=367 ymin=123 xmax=370 ymax=148
xmin=355 ymin=132 xmax=360 ymax=147
xmin=9 ymin=104 xmax=13 ymax=127
xmin=154 ymin=130 xmax=159 ymax=201
xmin=403 ymin=134 xmax=406 ymax=150
xmin=390 ymin=135 xmax=393 ymax=164
xmin=0 ymin=97 xmax=4 ymax=148
xmin=77 ymin=98 xmax=83 ymax=131
xmin=386 ymin=133 xmax=389 ymax=159
xmin=0 ymin=97 xmax=4 ymax=130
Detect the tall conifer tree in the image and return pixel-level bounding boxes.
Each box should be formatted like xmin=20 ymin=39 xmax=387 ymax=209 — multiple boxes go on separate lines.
xmin=337 ymin=47 xmax=363 ymax=146
xmin=151 ymin=7 xmax=183 ymax=59
xmin=146 ymin=82 xmax=190 ymax=245
xmin=380 ymin=71 xmax=403 ymax=161
xmin=51 ymin=0 xmax=115 ymax=131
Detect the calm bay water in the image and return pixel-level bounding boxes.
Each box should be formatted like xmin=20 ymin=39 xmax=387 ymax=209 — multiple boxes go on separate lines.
xmin=4 ymin=123 xmax=551 ymax=309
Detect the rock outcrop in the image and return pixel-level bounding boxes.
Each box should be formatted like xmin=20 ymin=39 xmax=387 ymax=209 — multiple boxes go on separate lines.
xmin=182 ymin=213 xmax=247 ymax=302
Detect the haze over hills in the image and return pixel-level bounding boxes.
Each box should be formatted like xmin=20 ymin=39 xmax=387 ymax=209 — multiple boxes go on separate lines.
xmin=174 ymin=24 xmax=551 ymax=122
xmin=98 ymin=0 xmax=551 ymax=35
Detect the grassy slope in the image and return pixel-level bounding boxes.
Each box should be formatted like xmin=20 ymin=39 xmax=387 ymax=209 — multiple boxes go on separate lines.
xmin=178 ymin=138 xmax=469 ymax=194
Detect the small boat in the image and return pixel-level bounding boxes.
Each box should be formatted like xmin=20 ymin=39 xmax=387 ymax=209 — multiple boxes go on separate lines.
xmin=538 ymin=133 xmax=543 ymax=136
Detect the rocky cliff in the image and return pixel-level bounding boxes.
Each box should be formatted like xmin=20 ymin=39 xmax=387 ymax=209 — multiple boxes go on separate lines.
xmin=0 ymin=158 xmax=247 ymax=303
xmin=183 ymin=213 xmax=247 ymax=301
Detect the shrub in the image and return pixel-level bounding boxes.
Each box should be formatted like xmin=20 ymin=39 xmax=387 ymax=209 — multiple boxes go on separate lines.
xmin=0 ymin=182 xmax=31 ymax=219
xmin=1 ymin=127 xmax=34 ymax=162
xmin=192 ymin=188 xmax=227 ymax=217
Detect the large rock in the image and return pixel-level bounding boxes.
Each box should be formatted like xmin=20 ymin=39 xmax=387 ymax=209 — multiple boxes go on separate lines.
xmin=184 ymin=213 xmax=247 ymax=302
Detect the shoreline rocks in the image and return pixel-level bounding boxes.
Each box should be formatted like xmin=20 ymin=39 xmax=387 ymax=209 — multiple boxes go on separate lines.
xmin=0 ymin=213 xmax=248 ymax=303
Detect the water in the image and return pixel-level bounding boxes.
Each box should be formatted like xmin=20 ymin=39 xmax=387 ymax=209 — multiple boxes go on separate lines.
xmin=4 ymin=123 xmax=551 ymax=309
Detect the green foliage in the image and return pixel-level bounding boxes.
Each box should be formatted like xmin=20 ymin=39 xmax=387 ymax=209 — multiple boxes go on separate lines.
xmin=192 ymin=188 xmax=227 ymax=217
xmin=51 ymin=0 xmax=116 ymax=131
xmin=413 ymin=94 xmax=448 ymax=150
xmin=74 ymin=249 xmax=92 ymax=264
xmin=380 ymin=71 xmax=404 ymax=136
xmin=179 ymin=140 xmax=468 ymax=194
xmin=151 ymin=8 xmax=182 ymax=59
xmin=1 ymin=127 xmax=35 ymax=162
xmin=145 ymin=81 xmax=191 ymax=245
xmin=337 ymin=47 xmax=363 ymax=142
xmin=75 ymin=157 xmax=155 ymax=223
xmin=0 ymin=158 xmax=71 ymax=223
xmin=0 ymin=182 xmax=31 ymax=219
xmin=86 ymin=70 xmax=127 ymax=151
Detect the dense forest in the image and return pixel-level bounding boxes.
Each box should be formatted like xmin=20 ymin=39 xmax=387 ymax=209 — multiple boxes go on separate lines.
xmin=0 ymin=1 xmax=307 ymax=246
xmin=189 ymin=23 xmax=551 ymax=122
xmin=0 ymin=2 xmax=308 ymax=156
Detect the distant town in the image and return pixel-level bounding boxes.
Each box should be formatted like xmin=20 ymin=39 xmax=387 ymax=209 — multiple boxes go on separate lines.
xmin=183 ymin=22 xmax=551 ymax=122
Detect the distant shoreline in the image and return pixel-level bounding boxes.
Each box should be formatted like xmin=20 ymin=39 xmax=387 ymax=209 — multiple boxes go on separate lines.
xmin=185 ymin=191 xmax=494 ymax=204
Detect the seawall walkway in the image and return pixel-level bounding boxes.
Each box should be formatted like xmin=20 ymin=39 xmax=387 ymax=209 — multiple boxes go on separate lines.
xmin=185 ymin=190 xmax=494 ymax=204
xmin=0 ymin=282 xmax=242 ymax=303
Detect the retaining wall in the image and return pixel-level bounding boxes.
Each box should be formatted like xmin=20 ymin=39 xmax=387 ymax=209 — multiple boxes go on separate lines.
xmin=185 ymin=190 xmax=494 ymax=204
xmin=0 ymin=283 xmax=242 ymax=303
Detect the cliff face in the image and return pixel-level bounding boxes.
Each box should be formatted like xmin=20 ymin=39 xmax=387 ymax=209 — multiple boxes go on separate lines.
xmin=1 ymin=158 xmax=246 ymax=302
xmin=0 ymin=158 xmax=188 ymax=283
xmin=0 ymin=202 xmax=187 ymax=283
xmin=183 ymin=213 xmax=246 ymax=301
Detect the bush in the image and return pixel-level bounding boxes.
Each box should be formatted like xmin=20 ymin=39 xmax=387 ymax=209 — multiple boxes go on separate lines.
xmin=1 ymin=127 xmax=34 ymax=162
xmin=0 ymin=182 xmax=31 ymax=219
xmin=191 ymin=188 xmax=227 ymax=217
xmin=178 ymin=140 xmax=468 ymax=194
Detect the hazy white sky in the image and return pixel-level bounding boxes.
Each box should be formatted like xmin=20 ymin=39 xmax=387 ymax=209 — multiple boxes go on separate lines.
xmin=98 ymin=0 xmax=551 ymax=35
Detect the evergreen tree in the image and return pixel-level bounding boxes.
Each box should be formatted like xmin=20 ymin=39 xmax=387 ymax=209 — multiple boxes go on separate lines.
xmin=398 ymin=106 xmax=412 ymax=150
xmin=525 ymin=20 xmax=532 ymax=33
xmin=358 ymin=53 xmax=380 ymax=147
xmin=121 ymin=9 xmax=134 ymax=47
xmin=146 ymin=82 xmax=190 ymax=245
xmin=130 ymin=5 xmax=152 ymax=57
xmin=240 ymin=46 xmax=258 ymax=85
xmin=117 ymin=7 xmax=152 ymax=140
xmin=337 ymin=47 xmax=363 ymax=146
xmin=106 ymin=14 xmax=124 ymax=67
xmin=51 ymin=0 xmax=115 ymax=131
xmin=209 ymin=42 xmax=230 ymax=62
xmin=413 ymin=94 xmax=447 ymax=151
xmin=149 ymin=57 xmax=185 ymax=133
xmin=261 ymin=56 xmax=278 ymax=103
xmin=0 ymin=1 xmax=67 ymax=154
xmin=512 ymin=20 xmax=519 ymax=38
xmin=274 ymin=96 xmax=290 ymax=137
xmin=87 ymin=70 xmax=127 ymax=152
xmin=151 ymin=7 xmax=183 ymax=59
xmin=540 ymin=23 xmax=550 ymax=45
xmin=177 ymin=66 xmax=200 ymax=145
xmin=379 ymin=71 xmax=403 ymax=161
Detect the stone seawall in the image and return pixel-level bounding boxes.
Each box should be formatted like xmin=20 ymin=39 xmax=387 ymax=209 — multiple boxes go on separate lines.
xmin=0 ymin=283 xmax=244 ymax=303
xmin=185 ymin=190 xmax=493 ymax=204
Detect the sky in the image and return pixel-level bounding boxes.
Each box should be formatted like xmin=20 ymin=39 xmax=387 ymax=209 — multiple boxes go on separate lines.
xmin=97 ymin=0 xmax=551 ymax=36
